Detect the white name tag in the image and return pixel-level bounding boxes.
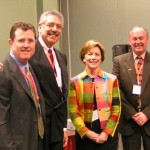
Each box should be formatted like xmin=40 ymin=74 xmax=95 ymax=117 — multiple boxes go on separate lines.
xmin=132 ymin=85 xmax=141 ymax=95
xmin=92 ymin=110 xmax=99 ymax=122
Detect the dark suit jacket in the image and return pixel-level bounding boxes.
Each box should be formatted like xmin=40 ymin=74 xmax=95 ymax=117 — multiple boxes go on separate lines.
xmin=29 ymin=39 xmax=68 ymax=145
xmin=0 ymin=55 xmax=46 ymax=150
xmin=113 ymin=51 xmax=150 ymax=136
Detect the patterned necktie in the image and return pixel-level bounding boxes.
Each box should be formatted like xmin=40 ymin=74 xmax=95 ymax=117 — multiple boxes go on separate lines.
xmin=48 ymin=49 xmax=57 ymax=77
xmin=136 ymin=56 xmax=143 ymax=85
xmin=25 ymin=65 xmax=44 ymax=139
xmin=135 ymin=56 xmax=143 ymax=111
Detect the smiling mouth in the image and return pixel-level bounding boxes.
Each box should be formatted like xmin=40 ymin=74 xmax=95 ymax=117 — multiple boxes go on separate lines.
xmin=22 ymin=50 xmax=30 ymax=53
xmin=48 ymin=31 xmax=58 ymax=36
xmin=136 ymin=46 xmax=142 ymax=49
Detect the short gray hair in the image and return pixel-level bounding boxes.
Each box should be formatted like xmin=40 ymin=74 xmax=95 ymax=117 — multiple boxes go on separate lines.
xmin=38 ymin=10 xmax=64 ymax=27
xmin=129 ymin=26 xmax=149 ymax=38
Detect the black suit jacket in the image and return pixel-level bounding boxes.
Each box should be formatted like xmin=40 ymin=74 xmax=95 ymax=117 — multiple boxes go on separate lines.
xmin=113 ymin=51 xmax=150 ymax=136
xmin=0 ymin=55 xmax=46 ymax=150
xmin=30 ymin=39 xmax=68 ymax=145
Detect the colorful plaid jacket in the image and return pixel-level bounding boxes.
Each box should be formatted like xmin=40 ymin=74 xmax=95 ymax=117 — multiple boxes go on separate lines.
xmin=68 ymin=69 xmax=121 ymax=138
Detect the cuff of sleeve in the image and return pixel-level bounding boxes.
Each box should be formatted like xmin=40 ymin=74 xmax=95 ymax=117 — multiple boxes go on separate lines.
xmin=63 ymin=128 xmax=67 ymax=131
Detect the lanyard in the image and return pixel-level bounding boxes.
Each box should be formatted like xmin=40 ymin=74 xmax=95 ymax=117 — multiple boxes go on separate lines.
xmin=19 ymin=67 xmax=40 ymax=102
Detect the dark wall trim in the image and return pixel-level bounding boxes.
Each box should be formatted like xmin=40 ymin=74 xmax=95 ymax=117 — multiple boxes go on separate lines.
xmin=36 ymin=0 xmax=43 ymax=24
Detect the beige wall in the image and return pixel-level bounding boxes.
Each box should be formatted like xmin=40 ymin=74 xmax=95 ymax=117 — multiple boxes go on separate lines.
xmin=0 ymin=0 xmax=37 ymax=60
xmin=1 ymin=0 xmax=150 ymax=77
xmin=0 ymin=0 xmax=58 ymax=61
xmin=43 ymin=0 xmax=58 ymax=10
xmin=61 ymin=0 xmax=150 ymax=78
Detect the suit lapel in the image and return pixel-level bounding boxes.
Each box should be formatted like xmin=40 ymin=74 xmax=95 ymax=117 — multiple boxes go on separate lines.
xmin=55 ymin=49 xmax=68 ymax=93
xmin=8 ymin=56 xmax=33 ymax=99
xmin=141 ymin=52 xmax=150 ymax=93
xmin=123 ymin=52 xmax=150 ymax=94
xmin=124 ymin=52 xmax=137 ymax=85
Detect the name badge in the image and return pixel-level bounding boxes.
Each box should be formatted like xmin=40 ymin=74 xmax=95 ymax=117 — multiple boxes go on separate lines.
xmin=132 ymin=85 xmax=141 ymax=95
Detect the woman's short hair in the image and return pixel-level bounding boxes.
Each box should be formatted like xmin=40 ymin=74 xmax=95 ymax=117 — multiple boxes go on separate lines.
xmin=80 ymin=40 xmax=105 ymax=62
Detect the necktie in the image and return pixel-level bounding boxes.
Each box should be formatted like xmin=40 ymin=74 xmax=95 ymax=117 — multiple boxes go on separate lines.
xmin=48 ymin=49 xmax=57 ymax=76
xmin=136 ymin=56 xmax=143 ymax=85
xmin=135 ymin=56 xmax=144 ymax=111
xmin=25 ymin=65 xmax=44 ymax=139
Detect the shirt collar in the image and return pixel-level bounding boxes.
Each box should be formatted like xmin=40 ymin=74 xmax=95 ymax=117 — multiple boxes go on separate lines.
xmin=133 ymin=51 xmax=146 ymax=60
xmin=80 ymin=69 xmax=105 ymax=79
xmin=10 ymin=51 xmax=28 ymax=71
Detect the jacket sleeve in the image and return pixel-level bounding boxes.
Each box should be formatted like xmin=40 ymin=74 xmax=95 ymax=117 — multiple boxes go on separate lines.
xmin=0 ymin=71 xmax=16 ymax=149
xmin=103 ymin=78 xmax=121 ymax=136
xmin=68 ymin=80 xmax=89 ymax=138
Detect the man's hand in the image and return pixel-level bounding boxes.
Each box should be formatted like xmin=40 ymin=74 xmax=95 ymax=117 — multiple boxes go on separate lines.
xmin=132 ymin=112 xmax=148 ymax=126
xmin=63 ymin=130 xmax=68 ymax=147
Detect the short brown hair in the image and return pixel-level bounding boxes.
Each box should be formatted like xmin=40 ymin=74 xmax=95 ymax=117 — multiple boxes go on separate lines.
xmin=80 ymin=40 xmax=105 ymax=62
xmin=10 ymin=22 xmax=36 ymax=40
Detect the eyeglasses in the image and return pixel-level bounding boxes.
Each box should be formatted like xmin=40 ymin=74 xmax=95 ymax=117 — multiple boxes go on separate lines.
xmin=44 ymin=22 xmax=63 ymax=30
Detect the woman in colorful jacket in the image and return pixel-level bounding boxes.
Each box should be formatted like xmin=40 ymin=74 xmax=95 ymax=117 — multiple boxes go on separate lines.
xmin=68 ymin=40 xmax=121 ymax=150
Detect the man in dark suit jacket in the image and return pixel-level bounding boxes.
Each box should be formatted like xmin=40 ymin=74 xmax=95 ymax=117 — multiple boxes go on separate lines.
xmin=113 ymin=26 xmax=150 ymax=150
xmin=30 ymin=10 xmax=68 ymax=150
xmin=0 ymin=22 xmax=45 ymax=150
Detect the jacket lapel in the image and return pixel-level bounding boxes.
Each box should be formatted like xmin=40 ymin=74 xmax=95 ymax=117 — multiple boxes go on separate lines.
xmin=8 ymin=56 xmax=33 ymax=99
xmin=55 ymin=49 xmax=68 ymax=93
xmin=124 ymin=52 xmax=137 ymax=85
xmin=141 ymin=52 xmax=150 ymax=93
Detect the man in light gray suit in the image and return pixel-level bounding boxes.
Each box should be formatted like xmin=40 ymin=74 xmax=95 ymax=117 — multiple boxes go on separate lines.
xmin=113 ymin=26 xmax=150 ymax=150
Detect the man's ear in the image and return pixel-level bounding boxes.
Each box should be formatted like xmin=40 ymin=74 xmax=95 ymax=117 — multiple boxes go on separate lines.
xmin=8 ymin=39 xmax=13 ymax=46
xmin=38 ymin=24 xmax=42 ymax=34
xmin=128 ymin=39 xmax=131 ymax=45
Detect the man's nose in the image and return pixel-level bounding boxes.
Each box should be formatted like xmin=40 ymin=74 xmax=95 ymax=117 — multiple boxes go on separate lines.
xmin=23 ymin=41 xmax=30 ymax=46
xmin=52 ymin=25 xmax=57 ymax=30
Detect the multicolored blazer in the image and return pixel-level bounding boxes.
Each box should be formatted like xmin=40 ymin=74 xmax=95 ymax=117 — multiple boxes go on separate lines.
xmin=68 ymin=69 xmax=121 ymax=138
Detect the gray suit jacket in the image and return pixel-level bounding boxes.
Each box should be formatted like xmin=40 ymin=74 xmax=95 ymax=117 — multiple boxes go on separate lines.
xmin=113 ymin=51 xmax=150 ymax=136
xmin=0 ymin=55 xmax=46 ymax=150
xmin=30 ymin=39 xmax=68 ymax=146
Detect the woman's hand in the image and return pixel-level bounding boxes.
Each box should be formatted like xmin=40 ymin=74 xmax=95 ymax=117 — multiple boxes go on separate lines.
xmin=95 ymin=131 xmax=109 ymax=144
xmin=85 ymin=130 xmax=99 ymax=142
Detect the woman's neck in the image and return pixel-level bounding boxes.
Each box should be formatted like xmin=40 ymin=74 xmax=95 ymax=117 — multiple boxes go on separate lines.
xmin=86 ymin=67 xmax=99 ymax=78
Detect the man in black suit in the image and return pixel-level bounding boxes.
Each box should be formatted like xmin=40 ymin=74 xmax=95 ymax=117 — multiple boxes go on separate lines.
xmin=113 ymin=26 xmax=150 ymax=150
xmin=0 ymin=22 xmax=45 ymax=150
xmin=30 ymin=10 xmax=68 ymax=150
